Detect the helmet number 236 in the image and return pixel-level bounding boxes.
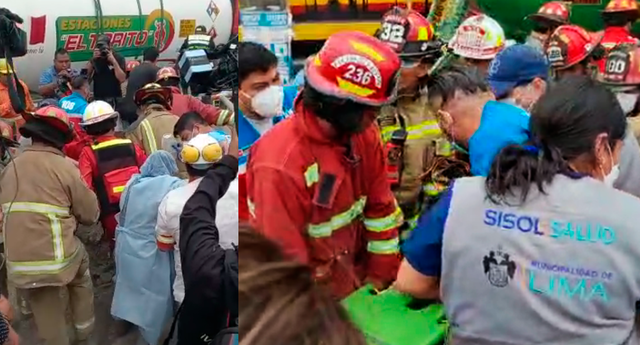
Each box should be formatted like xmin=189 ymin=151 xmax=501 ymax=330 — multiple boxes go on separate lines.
xmin=379 ymin=22 xmax=405 ymax=44
xmin=344 ymin=65 xmax=373 ymax=85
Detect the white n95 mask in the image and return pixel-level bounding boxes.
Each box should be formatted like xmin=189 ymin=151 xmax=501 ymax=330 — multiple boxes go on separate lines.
xmin=251 ymin=85 xmax=284 ymax=118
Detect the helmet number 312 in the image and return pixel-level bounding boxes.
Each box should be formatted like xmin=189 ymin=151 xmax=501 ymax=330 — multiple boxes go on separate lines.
xmin=379 ymin=22 xmax=405 ymax=44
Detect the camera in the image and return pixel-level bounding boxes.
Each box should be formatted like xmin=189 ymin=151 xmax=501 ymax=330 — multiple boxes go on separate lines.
xmin=96 ymin=43 xmax=109 ymax=58
xmin=177 ymin=35 xmax=238 ymax=96
xmin=0 ymin=7 xmax=27 ymax=58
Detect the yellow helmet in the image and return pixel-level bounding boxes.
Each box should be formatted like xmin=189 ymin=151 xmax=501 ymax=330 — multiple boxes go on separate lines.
xmin=0 ymin=59 xmax=14 ymax=74
xmin=81 ymin=101 xmax=119 ymax=126
xmin=180 ymin=133 xmax=223 ymax=168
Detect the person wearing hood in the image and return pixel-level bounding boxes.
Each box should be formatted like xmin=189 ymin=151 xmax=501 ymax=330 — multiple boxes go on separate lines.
xmin=237 ymin=41 xmax=298 ymax=221
xmin=524 ymin=1 xmax=570 ymax=52
xmin=155 ymin=67 xmax=233 ymax=126
xmin=427 ymin=64 xmax=530 ymax=177
xmin=111 ymin=150 xmax=186 ymax=344
xmin=487 ymin=44 xmax=549 ymax=112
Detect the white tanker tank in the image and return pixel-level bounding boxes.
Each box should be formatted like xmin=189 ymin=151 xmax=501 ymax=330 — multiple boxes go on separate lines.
xmin=7 ymin=0 xmax=238 ymax=90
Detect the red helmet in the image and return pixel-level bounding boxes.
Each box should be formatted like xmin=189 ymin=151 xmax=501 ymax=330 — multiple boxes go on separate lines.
xmin=375 ymin=7 xmax=442 ymax=59
xmin=546 ymin=25 xmax=603 ymax=70
xmin=21 ymin=106 xmax=74 ymax=144
xmin=305 ymin=31 xmax=401 ymax=106
xmin=126 ymin=60 xmax=140 ymax=72
xmin=599 ymin=44 xmax=640 ymax=86
xmin=156 ymin=66 xmax=180 ymax=83
xmin=603 ymin=0 xmax=638 ymax=13
xmin=528 ymin=2 xmax=571 ymax=26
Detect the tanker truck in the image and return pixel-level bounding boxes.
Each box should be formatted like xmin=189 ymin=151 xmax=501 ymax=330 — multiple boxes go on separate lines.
xmin=6 ymin=0 xmax=238 ymax=90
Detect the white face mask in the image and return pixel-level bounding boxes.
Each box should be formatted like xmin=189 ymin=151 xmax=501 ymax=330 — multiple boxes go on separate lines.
xmin=251 ymin=85 xmax=284 ymax=118
xmin=604 ymin=164 xmax=620 ymax=187
xmin=616 ymin=92 xmax=639 ymax=115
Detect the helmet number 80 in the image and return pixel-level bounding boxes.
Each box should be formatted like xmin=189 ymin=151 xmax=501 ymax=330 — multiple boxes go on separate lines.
xmin=606 ymin=59 xmax=627 ymax=75
xmin=379 ymin=22 xmax=405 ymax=44
xmin=344 ymin=65 xmax=372 ymax=85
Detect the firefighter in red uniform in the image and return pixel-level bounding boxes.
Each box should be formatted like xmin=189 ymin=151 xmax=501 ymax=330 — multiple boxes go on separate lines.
xmin=596 ymin=0 xmax=640 ymax=72
xmin=525 ymin=1 xmax=570 ymax=52
xmin=155 ymin=67 xmax=234 ymax=126
xmin=78 ymin=100 xmax=147 ymax=251
xmin=247 ymin=31 xmax=403 ymax=299
xmin=546 ymin=25 xmax=605 ymax=79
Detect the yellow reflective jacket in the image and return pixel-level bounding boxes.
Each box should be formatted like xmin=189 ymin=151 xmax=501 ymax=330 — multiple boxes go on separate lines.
xmin=377 ymin=95 xmax=449 ymax=217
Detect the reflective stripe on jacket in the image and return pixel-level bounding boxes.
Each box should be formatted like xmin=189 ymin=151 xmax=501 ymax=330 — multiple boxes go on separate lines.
xmin=377 ymin=96 xmax=447 ymax=217
xmin=0 ymin=145 xmax=100 ymax=288
xmin=247 ymin=100 xmax=402 ymax=299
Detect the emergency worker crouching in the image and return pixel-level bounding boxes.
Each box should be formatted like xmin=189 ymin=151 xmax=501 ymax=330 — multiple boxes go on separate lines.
xmin=545 ymin=25 xmax=605 ymax=79
xmin=396 ymin=75 xmax=640 ymax=345
xmin=156 ymin=67 xmax=234 ymax=126
xmin=246 ymin=31 xmax=404 ymax=298
xmin=78 ymin=101 xmax=147 ymax=251
xmin=374 ymin=7 xmax=452 ymax=232
xmin=525 ymin=1 xmax=570 ymax=52
xmin=449 ymin=14 xmax=505 ymax=75
xmin=596 ymin=0 xmax=640 ymax=73
xmin=0 ymin=106 xmax=100 ymax=345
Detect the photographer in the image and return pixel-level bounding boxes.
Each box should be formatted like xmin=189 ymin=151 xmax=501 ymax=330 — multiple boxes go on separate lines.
xmin=85 ymin=35 xmax=126 ymax=106
xmin=38 ymin=48 xmax=79 ymax=99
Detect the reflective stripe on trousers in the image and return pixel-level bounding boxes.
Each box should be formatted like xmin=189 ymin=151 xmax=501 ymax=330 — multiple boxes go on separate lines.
xmin=2 ymin=202 xmax=75 ymax=275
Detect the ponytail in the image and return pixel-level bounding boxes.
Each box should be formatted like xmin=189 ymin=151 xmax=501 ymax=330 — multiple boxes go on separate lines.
xmin=485 ymin=142 xmax=568 ymax=205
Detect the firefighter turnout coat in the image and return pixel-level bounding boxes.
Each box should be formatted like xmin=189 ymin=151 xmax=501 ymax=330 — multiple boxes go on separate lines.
xmin=378 ymin=95 xmax=448 ymax=222
xmin=126 ymin=104 xmax=186 ymax=176
xmin=0 ymin=145 xmax=100 ymax=288
xmin=247 ymin=102 xmax=403 ymax=298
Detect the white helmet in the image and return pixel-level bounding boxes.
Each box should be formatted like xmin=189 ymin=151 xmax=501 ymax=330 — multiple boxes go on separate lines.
xmin=81 ymin=101 xmax=119 ymax=127
xmin=450 ymin=15 xmax=506 ymax=60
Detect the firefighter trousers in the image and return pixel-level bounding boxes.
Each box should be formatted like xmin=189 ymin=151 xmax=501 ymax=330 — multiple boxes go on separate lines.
xmin=24 ymin=248 xmax=95 ymax=345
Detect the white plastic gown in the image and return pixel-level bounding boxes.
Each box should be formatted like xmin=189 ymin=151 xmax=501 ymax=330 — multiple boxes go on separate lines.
xmin=111 ymin=151 xmax=187 ymax=344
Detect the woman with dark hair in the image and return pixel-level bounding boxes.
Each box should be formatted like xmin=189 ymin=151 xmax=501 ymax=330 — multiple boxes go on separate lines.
xmin=240 ymin=225 xmax=367 ymax=345
xmin=396 ymin=75 xmax=640 ymax=344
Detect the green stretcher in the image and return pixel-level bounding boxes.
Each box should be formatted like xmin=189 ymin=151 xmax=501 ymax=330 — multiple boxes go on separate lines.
xmin=342 ymin=285 xmax=448 ymax=345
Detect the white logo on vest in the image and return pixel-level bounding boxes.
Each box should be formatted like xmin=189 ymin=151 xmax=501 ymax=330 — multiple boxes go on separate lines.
xmin=483 ymin=249 xmax=516 ymax=288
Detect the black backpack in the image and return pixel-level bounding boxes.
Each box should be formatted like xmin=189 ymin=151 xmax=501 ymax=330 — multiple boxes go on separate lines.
xmin=164 ymin=245 xmax=238 ymax=345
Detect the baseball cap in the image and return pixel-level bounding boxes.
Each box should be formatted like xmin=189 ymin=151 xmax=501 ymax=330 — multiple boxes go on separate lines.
xmin=487 ymin=44 xmax=549 ymax=99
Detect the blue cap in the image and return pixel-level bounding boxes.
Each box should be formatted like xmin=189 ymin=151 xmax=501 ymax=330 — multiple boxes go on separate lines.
xmin=487 ymin=44 xmax=549 ymax=99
